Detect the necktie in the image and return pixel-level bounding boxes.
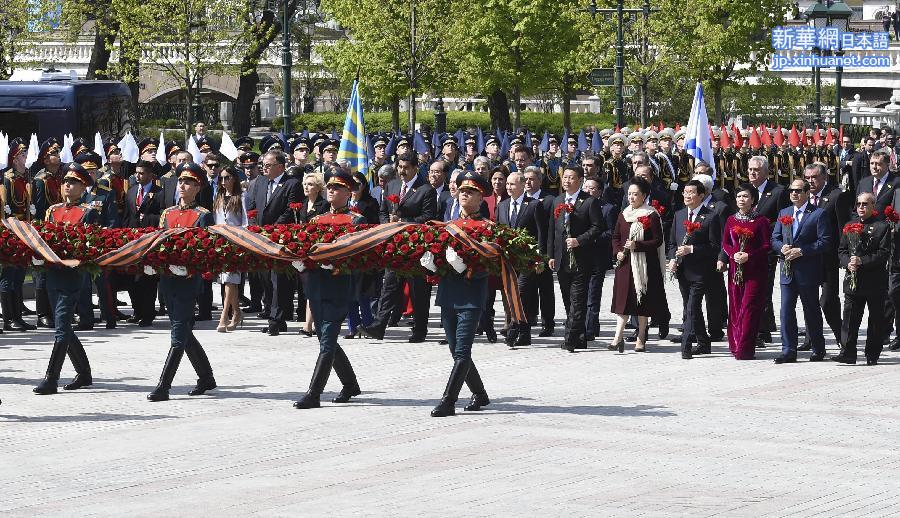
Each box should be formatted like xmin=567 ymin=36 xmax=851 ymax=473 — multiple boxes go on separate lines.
xmin=565 ymin=197 xmax=573 ymax=224
xmin=874 ymin=178 xmax=881 ymax=197
xmin=266 ymin=179 xmax=274 ymax=204
xmin=811 ymin=194 xmax=818 ymax=207
xmin=136 ymin=187 xmax=143 ymax=207
xmin=688 ymin=209 xmax=694 ymax=222
xmin=451 ymin=200 xmax=460 ymax=220
xmin=510 ymin=200 xmax=519 ymax=226
xmin=792 ymin=208 xmax=800 ymax=237
xmin=400 ymin=183 xmax=408 ymax=203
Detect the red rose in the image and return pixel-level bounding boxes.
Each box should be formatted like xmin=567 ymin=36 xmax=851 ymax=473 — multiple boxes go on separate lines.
xmin=386 ymin=194 xmax=400 ymax=204
xmin=201 ymin=272 xmax=214 ymax=281
xmin=247 ymin=209 xmax=258 ymax=220
xmin=423 ymin=232 xmax=435 ymax=243
xmin=778 ymin=215 xmax=794 ymax=226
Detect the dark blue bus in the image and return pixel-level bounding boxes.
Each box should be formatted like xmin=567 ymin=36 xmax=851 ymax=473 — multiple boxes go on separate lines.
xmin=0 ymin=80 xmax=134 ymax=141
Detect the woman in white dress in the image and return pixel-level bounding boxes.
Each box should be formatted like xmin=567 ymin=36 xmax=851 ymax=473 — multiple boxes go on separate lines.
xmin=214 ymin=166 xmax=248 ymax=332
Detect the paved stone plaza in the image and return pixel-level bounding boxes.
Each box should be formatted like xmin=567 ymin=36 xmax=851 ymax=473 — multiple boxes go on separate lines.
xmin=2 ymin=272 xmax=899 ymax=517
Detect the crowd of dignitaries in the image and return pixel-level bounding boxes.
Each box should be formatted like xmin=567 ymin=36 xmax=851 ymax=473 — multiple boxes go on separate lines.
xmin=4 ymin=122 xmax=900 ymax=412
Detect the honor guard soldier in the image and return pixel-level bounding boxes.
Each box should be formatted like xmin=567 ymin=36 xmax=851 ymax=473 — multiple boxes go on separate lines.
xmin=370 ymin=134 xmax=389 ymax=172
xmin=293 ymin=169 xmax=365 ymax=409
xmin=675 ymin=129 xmax=695 ymax=185
xmin=70 ymin=137 xmax=90 ymax=158
xmin=260 ymin=134 xmax=286 ymax=155
xmin=234 ymin=136 xmax=254 ymax=153
xmin=462 ymin=133 xmax=478 ymax=171
xmin=540 ymin=134 xmax=563 ymax=195
xmin=602 ymin=133 xmax=628 ymax=198
xmin=148 ymin=162 xmax=217 ymax=402
xmin=98 ymin=140 xmax=130 ymax=221
xmin=1 ymin=137 xmax=36 ymax=332
xmin=160 ymin=141 xmax=183 ymax=178
xmin=319 ymin=139 xmax=339 ymax=174
xmin=440 ymin=134 xmax=461 ymax=168
xmin=431 ymin=171 xmax=493 ymax=417
xmin=137 ymin=137 xmax=159 ymax=164
xmin=291 ymin=137 xmax=312 ymax=169
xmin=656 ymin=129 xmax=678 ymax=189
xmin=484 ymin=134 xmax=502 ymax=168
xmin=33 ymin=163 xmax=99 ymax=395
xmin=32 ymin=138 xmax=64 ymax=328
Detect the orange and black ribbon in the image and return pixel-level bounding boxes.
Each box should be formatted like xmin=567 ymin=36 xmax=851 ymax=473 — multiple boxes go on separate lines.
xmin=1 ymin=217 xmax=79 ymax=267
xmin=94 ymin=228 xmax=190 ymax=268
xmin=308 ymin=221 xmax=409 ymax=263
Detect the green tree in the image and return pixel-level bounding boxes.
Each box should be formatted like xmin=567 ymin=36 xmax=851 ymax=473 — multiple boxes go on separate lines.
xmin=0 ymin=0 xmax=43 ymax=80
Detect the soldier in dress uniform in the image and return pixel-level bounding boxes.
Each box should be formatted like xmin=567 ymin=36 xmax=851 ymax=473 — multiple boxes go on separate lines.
xmin=656 ymin=129 xmax=678 ymax=190
xmin=0 ymin=137 xmax=36 ymax=331
xmin=440 ymin=134 xmax=461 ymax=169
xmin=33 ymin=163 xmax=99 ymax=395
xmin=137 ymin=137 xmax=159 ymax=164
xmin=370 ymin=134 xmax=389 ymax=172
xmin=431 ymin=171 xmax=492 ymax=417
xmin=98 ymin=140 xmax=130 ymax=225
xmin=160 ymin=141 xmax=183 ymax=179
xmin=234 ymin=136 xmax=254 ymax=153
xmin=675 ymin=129 xmax=695 ymax=185
xmin=147 ymin=162 xmax=217 ymax=402
xmin=291 ymin=137 xmax=312 ymax=170
xmin=462 ymin=133 xmax=478 ymax=171
xmin=602 ymin=133 xmax=628 ymax=200
xmin=32 ymin=138 xmax=65 ymax=328
xmin=540 ymin=134 xmax=563 ymax=195
xmin=260 ymin=134 xmax=286 ymax=155
xmin=292 ymin=169 xmax=365 ymax=409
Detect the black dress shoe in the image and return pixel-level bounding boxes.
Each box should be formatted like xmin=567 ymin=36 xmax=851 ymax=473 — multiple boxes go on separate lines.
xmin=360 ymin=324 xmax=386 ymax=340
xmin=332 ymin=385 xmax=361 ymax=403
xmin=105 ymin=322 xmax=116 ymax=330
xmin=691 ymin=345 xmax=712 ymax=355
xmin=658 ymin=323 xmax=669 ymax=339
xmin=267 ymin=323 xmax=281 ymax=336
xmin=485 ymin=328 xmax=497 ymax=343
xmin=797 ymin=341 xmax=812 ymax=352
xmin=37 ymin=316 xmax=53 ymax=328
xmin=74 ymin=323 xmax=93 ymax=331
xmin=682 ymin=353 xmax=692 ymax=360
xmin=243 ymin=305 xmax=262 ymax=314
xmin=774 ymin=355 xmax=797 ymax=364
xmin=585 ymin=334 xmax=595 ymax=342
xmin=708 ymin=332 xmax=724 ymax=342
xmin=668 ymin=334 xmax=683 ymax=343
xmin=830 ymin=355 xmax=856 ymax=364
xmin=889 ymin=339 xmax=900 ymax=351
xmin=464 ymin=393 xmax=490 ymax=411
xmin=408 ymin=333 xmax=427 ymax=343
xmin=126 ymin=316 xmax=140 ymax=324
xmin=138 ymin=320 xmax=153 ymax=327
xmin=188 ymin=377 xmax=217 ymax=396
xmin=194 ymin=313 xmax=213 ymax=322
xmin=63 ymin=374 xmax=93 ymax=391
xmin=808 ymin=353 xmax=826 ymax=362
xmin=867 ymin=358 xmax=878 ymax=366
xmin=760 ymin=332 xmax=772 ymax=343
xmin=538 ymin=327 xmax=554 ymax=337
xmin=256 ymin=312 xmax=269 ymax=319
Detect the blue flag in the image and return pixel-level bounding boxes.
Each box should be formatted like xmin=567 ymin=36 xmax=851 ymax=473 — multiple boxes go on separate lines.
xmin=577 ymin=129 xmax=588 ymax=152
xmin=685 ymin=82 xmax=716 ymax=178
xmin=591 ymin=130 xmax=602 ymax=153
xmin=337 ymin=80 xmax=369 ymax=179
xmin=539 ymin=130 xmax=549 ymax=153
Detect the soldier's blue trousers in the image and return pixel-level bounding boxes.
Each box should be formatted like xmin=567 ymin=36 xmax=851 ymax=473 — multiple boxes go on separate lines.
xmin=441 ymin=307 xmax=483 ymax=361
xmin=160 ymin=275 xmax=201 ymax=350
xmin=47 ymin=268 xmax=82 ymax=343
xmin=0 ymin=266 xmax=25 ymax=293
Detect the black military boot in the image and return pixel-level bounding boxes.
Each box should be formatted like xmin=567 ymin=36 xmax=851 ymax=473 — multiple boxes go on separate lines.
xmin=331 ymin=347 xmax=361 ymax=403
xmin=2 ymin=292 xmax=24 ymax=332
xmin=12 ymin=291 xmax=36 ymax=330
xmin=63 ymin=338 xmax=93 ymax=390
xmin=462 ymin=361 xmax=490 ymax=411
xmin=147 ymin=347 xmax=185 ymax=402
xmin=34 ymin=340 xmax=69 ymax=395
xmin=185 ymin=339 xmax=217 ymax=396
xmin=293 ymin=352 xmax=334 ymax=409
xmin=431 ymin=359 xmax=471 ymax=417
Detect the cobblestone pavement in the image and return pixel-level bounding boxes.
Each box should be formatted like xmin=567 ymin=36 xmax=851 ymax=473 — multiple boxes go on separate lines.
xmin=2 ymin=272 xmax=898 ymax=517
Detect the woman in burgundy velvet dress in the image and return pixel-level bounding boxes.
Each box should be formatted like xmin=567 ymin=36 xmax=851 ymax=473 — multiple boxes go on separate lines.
xmin=720 ymin=184 xmax=771 ymax=360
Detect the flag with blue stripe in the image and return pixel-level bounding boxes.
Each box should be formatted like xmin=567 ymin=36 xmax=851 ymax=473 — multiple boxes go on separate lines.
xmin=337 ymin=80 xmax=369 ymax=179
xmin=684 ymin=82 xmax=717 ymax=178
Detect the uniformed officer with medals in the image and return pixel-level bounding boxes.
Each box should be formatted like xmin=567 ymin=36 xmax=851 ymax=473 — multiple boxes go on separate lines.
xmin=1 ymin=137 xmax=37 ymax=332
xmin=33 ymin=163 xmax=99 ymax=395
xmin=293 ymin=168 xmax=365 ymax=409
xmin=541 ymin=134 xmax=563 ymax=195
xmin=147 ymin=163 xmax=217 ymax=402
xmin=431 ymin=171 xmax=493 ymax=417
xmin=32 ymin=138 xmax=64 ymax=329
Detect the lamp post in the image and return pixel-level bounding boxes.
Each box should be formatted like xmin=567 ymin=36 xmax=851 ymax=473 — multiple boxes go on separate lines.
xmin=805 ymin=0 xmax=829 ymax=126
xmin=434 ymin=96 xmax=446 ymax=134
xmin=827 ymin=1 xmax=853 ymax=126
xmin=282 ymin=0 xmax=293 ymax=134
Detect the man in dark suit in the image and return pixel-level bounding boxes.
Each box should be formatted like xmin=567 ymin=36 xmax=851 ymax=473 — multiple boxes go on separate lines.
xmin=666 ymin=180 xmax=722 ymax=360
xmin=838 ymin=135 xmax=856 ymax=189
xmin=832 ymin=193 xmax=891 ymax=365
xmin=583 ymin=176 xmax=619 ymax=342
xmin=850 ymin=138 xmax=875 ymax=196
xmin=254 ymin=150 xmax=302 ymax=335
xmin=239 ymin=152 xmax=267 ymax=315
xmin=122 ymin=160 xmax=165 ymax=326
xmin=523 ymin=166 xmax=556 ymax=336
xmin=546 ymin=164 xmax=604 ymax=352
xmin=856 ymin=150 xmax=896 ymax=216
xmin=747 ymin=155 xmax=790 ymax=344
xmin=692 ymin=171 xmax=732 ymax=342
xmin=771 ymin=178 xmax=834 ymax=363
xmin=362 ymin=152 xmax=438 ymax=342
xmin=497 ymin=170 xmax=545 ymax=347
xmin=428 ymin=159 xmax=452 ymax=216
xmin=799 ymin=162 xmax=851 ymax=351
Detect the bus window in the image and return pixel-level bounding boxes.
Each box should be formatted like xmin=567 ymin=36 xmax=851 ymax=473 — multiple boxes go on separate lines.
xmin=77 ymin=94 xmax=134 ymax=137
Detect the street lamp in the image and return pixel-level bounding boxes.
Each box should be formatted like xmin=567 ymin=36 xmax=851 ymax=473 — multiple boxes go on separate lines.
xmin=827 ymin=1 xmax=853 ymax=126
xmin=282 ymin=0 xmax=293 ymax=134
xmin=805 ymin=0 xmax=829 ymax=126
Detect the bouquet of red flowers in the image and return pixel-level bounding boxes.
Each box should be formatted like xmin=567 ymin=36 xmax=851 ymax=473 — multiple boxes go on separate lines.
xmin=651 ymin=200 xmax=665 ymax=216
xmin=385 ymin=194 xmax=401 ymax=217
xmin=731 ymin=225 xmax=755 ymax=286
xmin=614 ymin=214 xmax=653 ymax=270
xmin=247 ymin=209 xmax=259 ymax=224
xmin=842 ymin=221 xmax=865 ymax=291
xmin=671 ymin=219 xmax=702 ymax=280
xmin=554 ymin=203 xmax=576 ymax=269
xmin=778 ymin=215 xmax=794 ymax=277
xmin=288 ymin=202 xmax=305 ymax=223
xmin=885 ymin=205 xmax=899 ymax=224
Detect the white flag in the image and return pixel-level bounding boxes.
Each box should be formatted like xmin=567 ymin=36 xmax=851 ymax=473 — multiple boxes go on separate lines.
xmin=59 ymin=133 xmax=74 ymax=164
xmin=93 ymin=132 xmax=107 ymax=166
xmin=117 ymin=132 xmax=140 ymax=163
xmin=0 ymin=133 xmax=9 ymax=169
xmin=156 ymin=130 xmax=167 ymax=165
xmin=219 ymin=131 xmax=240 ymax=161
xmin=186 ymin=135 xmax=202 ymax=164
xmin=684 ymin=82 xmax=716 ymax=179
xmin=24 ymin=133 xmax=39 ymax=169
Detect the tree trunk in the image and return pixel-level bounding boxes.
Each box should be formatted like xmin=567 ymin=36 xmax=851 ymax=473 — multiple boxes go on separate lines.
xmin=640 ymin=76 xmax=649 ymax=128
xmin=233 ymin=70 xmax=259 ymax=137
xmin=408 ymin=91 xmax=416 ymax=133
xmin=391 ymin=94 xmax=400 ymax=132
xmin=487 ymin=89 xmax=511 ymax=132
xmin=712 ymin=81 xmax=723 ymax=125
xmin=513 ymin=83 xmax=521 ymax=132
xmin=86 ymin=24 xmax=115 ymax=80
xmin=561 ymin=74 xmax=572 ymax=132
xmin=302 ymin=77 xmax=316 ymax=113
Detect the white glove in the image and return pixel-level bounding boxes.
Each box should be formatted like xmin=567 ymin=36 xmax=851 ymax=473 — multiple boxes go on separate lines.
xmin=29 ymin=204 xmax=36 ymax=215
xmin=445 ymin=246 xmax=466 ymax=274
xmin=419 ymin=251 xmax=437 ymax=272
xmin=168 ymin=265 xmax=188 ymax=276
xmin=143 ymin=265 xmax=157 ymax=276
xmin=32 ymin=257 xmax=44 ymax=266
xmin=291 ymin=260 xmax=306 ymax=272
xmin=670 ymin=182 xmax=679 ymax=191
xmin=3 ymin=205 xmax=10 ymax=215
xmin=320 ymin=263 xmax=334 ymax=270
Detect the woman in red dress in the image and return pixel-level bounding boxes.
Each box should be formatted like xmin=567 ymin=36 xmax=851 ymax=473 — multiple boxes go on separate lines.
xmin=610 ymin=177 xmax=668 ymax=352
xmin=720 ymin=184 xmax=771 ymax=360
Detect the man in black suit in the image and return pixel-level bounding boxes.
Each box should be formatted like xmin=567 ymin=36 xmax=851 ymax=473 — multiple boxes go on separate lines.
xmin=832 ymin=193 xmax=891 ymax=365
xmin=797 ymin=162 xmax=851 ymax=351
xmin=855 ymin=150 xmax=896 ymax=216
xmin=747 ymin=155 xmax=790 ymax=344
xmin=838 ymin=135 xmax=856 ymax=189
xmin=239 ymin=152 xmax=267 ymax=315
xmin=362 ymin=152 xmax=437 ymax=342
xmin=254 ymin=150 xmax=302 ymax=335
xmin=122 ymin=161 xmax=165 ymax=326
xmin=523 ymin=166 xmax=556 ymax=336
xmin=849 ymin=137 xmax=875 ymax=195
xmin=667 ymin=180 xmax=722 ymax=359
xmin=428 ymin=159 xmax=452 ymax=216
xmin=546 ymin=165 xmax=604 ymax=352
xmin=583 ymin=176 xmax=619 ymax=342
xmin=497 ymin=170 xmax=545 ymax=347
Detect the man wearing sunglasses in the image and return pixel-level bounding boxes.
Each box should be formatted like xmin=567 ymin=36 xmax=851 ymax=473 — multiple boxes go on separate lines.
xmin=856 ymin=150 xmax=895 ymax=216
xmin=771 ymin=178 xmax=834 ymax=364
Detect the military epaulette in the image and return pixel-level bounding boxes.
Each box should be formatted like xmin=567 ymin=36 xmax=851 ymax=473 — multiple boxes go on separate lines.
xmin=194 ymin=206 xmax=210 ymax=213
xmin=96 ymin=184 xmax=112 ymax=192
xmin=3 ymin=168 xmax=13 ymax=180
xmin=47 ymin=202 xmax=64 ymax=211
xmin=34 ymin=171 xmax=48 ymax=180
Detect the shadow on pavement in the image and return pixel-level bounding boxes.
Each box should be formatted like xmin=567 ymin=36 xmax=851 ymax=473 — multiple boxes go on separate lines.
xmin=0 ymin=412 xmax=177 ymax=422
